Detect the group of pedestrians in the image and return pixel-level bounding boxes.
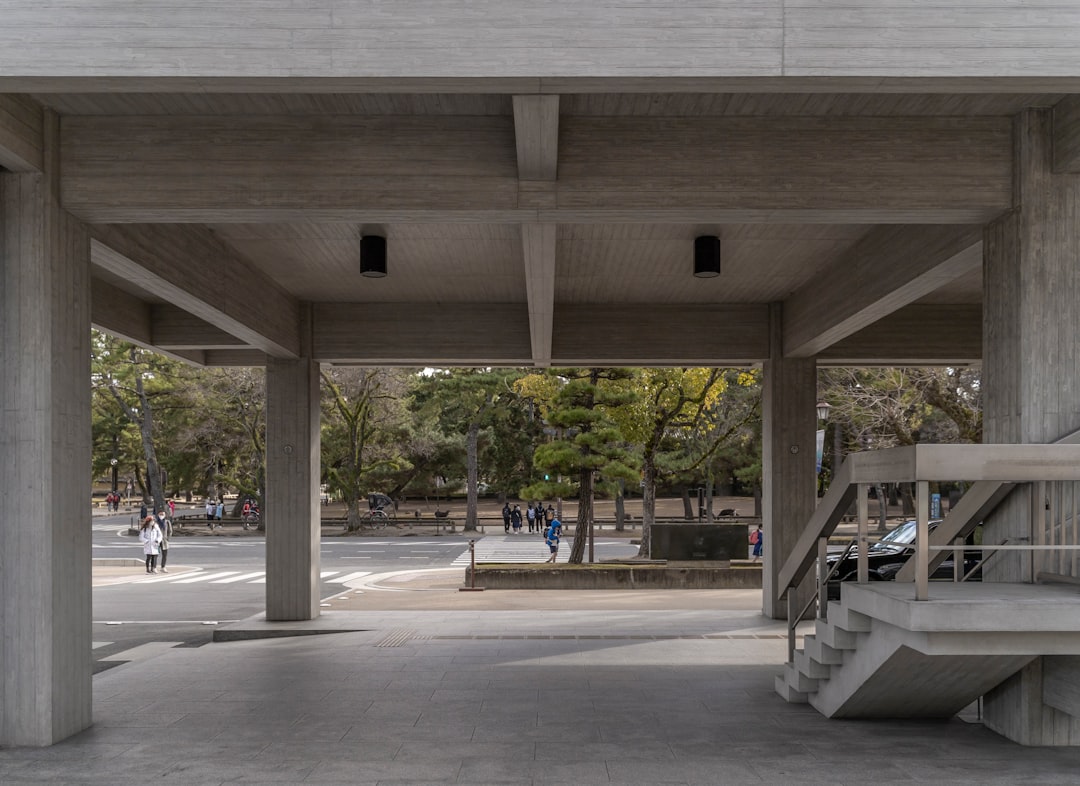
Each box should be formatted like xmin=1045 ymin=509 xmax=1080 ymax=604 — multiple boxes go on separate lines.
xmin=502 ymin=501 xmax=556 ymax=534
xmin=138 ymin=510 xmax=173 ymax=574
xmin=205 ymin=497 xmax=225 ymax=528
xmin=103 ymin=491 xmax=122 ymax=512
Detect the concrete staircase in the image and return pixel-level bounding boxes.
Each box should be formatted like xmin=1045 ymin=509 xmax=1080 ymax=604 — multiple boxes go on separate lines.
xmin=776 ymin=582 xmax=1080 ymax=719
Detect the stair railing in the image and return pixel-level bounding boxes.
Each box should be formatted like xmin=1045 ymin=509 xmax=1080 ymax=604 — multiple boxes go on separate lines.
xmin=778 ymin=442 xmax=1080 ymax=665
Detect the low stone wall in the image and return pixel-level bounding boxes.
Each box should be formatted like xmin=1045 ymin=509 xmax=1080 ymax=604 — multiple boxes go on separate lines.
xmin=466 ymin=563 xmax=762 ymax=590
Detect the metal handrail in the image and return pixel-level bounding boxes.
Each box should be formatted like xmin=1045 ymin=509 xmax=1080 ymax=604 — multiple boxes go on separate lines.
xmin=787 ymin=537 xmax=856 ymax=662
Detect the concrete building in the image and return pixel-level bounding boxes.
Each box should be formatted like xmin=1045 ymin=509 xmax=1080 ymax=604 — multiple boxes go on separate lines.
xmin=2 ymin=0 xmax=1080 ymax=748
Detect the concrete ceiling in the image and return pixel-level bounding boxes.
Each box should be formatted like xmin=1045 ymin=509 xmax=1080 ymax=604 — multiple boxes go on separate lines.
xmin=1 ymin=88 xmax=1026 ymax=367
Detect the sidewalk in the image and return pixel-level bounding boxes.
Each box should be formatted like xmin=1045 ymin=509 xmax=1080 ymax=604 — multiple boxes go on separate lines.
xmin=22 ymin=567 xmax=1079 ymax=783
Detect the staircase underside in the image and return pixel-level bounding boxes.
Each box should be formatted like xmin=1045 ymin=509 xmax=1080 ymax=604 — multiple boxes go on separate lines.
xmin=778 ymin=582 xmax=1080 ymax=720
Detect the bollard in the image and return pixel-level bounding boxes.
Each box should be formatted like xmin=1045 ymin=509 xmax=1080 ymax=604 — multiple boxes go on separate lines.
xmin=459 ymin=538 xmax=485 ymax=592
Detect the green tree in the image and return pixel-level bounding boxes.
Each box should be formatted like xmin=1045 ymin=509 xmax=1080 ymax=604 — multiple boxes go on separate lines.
xmin=519 ymin=368 xmax=638 ymax=563
xmin=91 ymin=332 xmax=187 ymax=514
xmin=321 ymin=367 xmax=410 ymax=531
xmin=410 ymin=369 xmax=525 ymax=530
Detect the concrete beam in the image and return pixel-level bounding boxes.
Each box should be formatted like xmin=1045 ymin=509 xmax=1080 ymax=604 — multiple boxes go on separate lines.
xmin=89 ymin=277 xmax=208 ymax=366
xmin=60 ymin=115 xmax=1011 ymax=223
xmin=817 ymin=304 xmax=982 ymax=366
xmin=1053 ymin=95 xmax=1080 ymax=174
xmin=513 ymin=95 xmax=559 ymax=181
xmin=783 ymin=225 xmax=984 ymax=358
xmin=151 ymin=304 xmax=249 ymax=351
xmin=313 ymin=303 xmax=532 ymax=365
xmin=90 ymin=225 xmax=301 ymax=359
xmin=312 ymin=302 xmax=770 ymax=366
xmin=0 ymin=94 xmax=42 ymax=172
xmin=552 ymin=304 xmax=770 ymax=365
xmin=522 ymin=223 xmax=556 ymax=367
xmin=90 ymin=277 xmax=150 ymax=345
xmin=203 ymin=349 xmax=267 ymax=367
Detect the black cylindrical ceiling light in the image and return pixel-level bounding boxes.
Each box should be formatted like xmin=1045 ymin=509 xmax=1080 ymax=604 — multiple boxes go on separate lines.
xmin=694 ymin=235 xmax=721 ymax=278
xmin=360 ymin=234 xmax=387 ymax=278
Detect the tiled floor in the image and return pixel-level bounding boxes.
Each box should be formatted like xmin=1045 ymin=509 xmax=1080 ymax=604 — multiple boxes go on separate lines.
xmin=3 ymin=601 xmax=1080 ymax=783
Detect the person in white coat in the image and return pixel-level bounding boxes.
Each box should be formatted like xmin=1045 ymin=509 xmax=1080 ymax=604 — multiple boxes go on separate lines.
xmin=139 ymin=516 xmax=163 ymax=574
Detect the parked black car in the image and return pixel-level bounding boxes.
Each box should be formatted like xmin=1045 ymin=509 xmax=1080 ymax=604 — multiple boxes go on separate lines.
xmin=826 ymin=519 xmax=982 ymax=600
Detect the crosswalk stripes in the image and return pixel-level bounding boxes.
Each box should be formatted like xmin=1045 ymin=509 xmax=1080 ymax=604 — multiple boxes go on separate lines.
xmin=211 ymin=571 xmax=265 ymax=584
xmin=450 ymin=534 xmax=568 ymax=565
xmin=130 ymin=569 xmax=367 ymax=586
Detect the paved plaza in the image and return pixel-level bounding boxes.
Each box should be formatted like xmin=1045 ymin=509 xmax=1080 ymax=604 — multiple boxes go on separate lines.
xmin=2 ymin=578 xmax=1080 ymax=784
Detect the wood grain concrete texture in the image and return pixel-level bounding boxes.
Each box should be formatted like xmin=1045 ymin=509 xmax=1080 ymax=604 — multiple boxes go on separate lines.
xmin=1 ymin=168 xmax=93 ymax=746
xmin=265 ymin=355 xmax=321 ymax=622
xmin=2 ymin=1 xmax=1080 ymax=79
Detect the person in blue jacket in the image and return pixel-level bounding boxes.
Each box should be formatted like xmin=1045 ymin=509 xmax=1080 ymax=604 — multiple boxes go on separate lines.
xmin=545 ymin=519 xmax=561 ymax=563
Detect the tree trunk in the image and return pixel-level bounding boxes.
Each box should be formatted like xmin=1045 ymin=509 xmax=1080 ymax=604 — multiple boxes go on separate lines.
xmin=346 ymin=499 xmax=363 ymax=532
xmin=568 ymin=468 xmax=592 ymax=563
xmin=614 ymin=479 xmax=626 ymax=532
xmin=464 ymin=420 xmax=479 ymax=531
xmin=134 ymin=371 xmax=166 ymax=514
xmin=874 ymin=482 xmax=888 ymax=532
xmin=705 ymin=476 xmax=715 ymax=522
xmin=637 ymin=461 xmax=657 ymax=557
xmin=900 ymin=483 xmax=915 ymax=517
xmin=681 ymin=487 xmax=694 ymax=520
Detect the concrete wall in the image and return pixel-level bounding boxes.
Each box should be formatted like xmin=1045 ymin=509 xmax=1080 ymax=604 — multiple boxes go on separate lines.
xmin=0 ymin=1 xmax=1079 ymax=81
xmin=468 ymin=565 xmax=762 ymax=590
xmin=981 ymin=109 xmax=1080 ymax=746
xmin=1 ymin=161 xmax=93 ymax=745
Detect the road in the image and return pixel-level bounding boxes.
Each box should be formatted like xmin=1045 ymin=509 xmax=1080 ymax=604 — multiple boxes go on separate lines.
xmin=90 ymin=506 xmax=638 ymax=672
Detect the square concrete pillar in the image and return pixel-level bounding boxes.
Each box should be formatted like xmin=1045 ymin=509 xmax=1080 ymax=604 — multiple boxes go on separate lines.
xmin=1 ymin=169 xmax=92 ymax=745
xmin=265 ymin=355 xmax=321 ymax=621
xmin=762 ymin=303 xmax=818 ymax=619
xmin=982 ymin=109 xmax=1080 ymax=745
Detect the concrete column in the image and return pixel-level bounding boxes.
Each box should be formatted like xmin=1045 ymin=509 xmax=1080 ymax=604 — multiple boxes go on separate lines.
xmin=982 ymin=109 xmax=1080 ymax=744
xmin=1 ymin=161 xmax=92 ymax=744
xmin=762 ymin=303 xmax=818 ymax=619
xmin=265 ymin=353 xmax=321 ymax=621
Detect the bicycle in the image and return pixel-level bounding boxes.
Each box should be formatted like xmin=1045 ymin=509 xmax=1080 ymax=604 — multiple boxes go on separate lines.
xmin=242 ymin=511 xmax=260 ymax=530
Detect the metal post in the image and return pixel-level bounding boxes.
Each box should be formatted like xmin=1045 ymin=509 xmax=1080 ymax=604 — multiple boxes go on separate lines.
xmin=459 ymin=539 xmax=484 ymax=592
xmin=953 ymin=537 xmax=964 ymax=582
xmin=857 ymin=483 xmax=869 ymax=583
xmin=817 ymin=536 xmax=828 ymax=620
xmin=915 ymin=480 xmax=929 ymax=601
xmin=787 ymin=591 xmax=797 ymax=663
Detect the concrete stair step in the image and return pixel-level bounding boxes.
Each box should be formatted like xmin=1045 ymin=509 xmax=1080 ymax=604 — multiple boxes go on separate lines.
xmin=804 ymin=634 xmax=844 ymax=666
xmin=781 ymin=661 xmax=820 ymax=693
xmin=826 ymin=601 xmax=871 ymax=633
xmin=818 ymin=620 xmax=859 ymax=650
xmin=774 ymin=673 xmax=809 ymax=703
xmin=795 ymin=648 xmax=832 ymax=679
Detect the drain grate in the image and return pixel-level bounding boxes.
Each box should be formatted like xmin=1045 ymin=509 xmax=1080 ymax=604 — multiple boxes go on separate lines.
xmin=374 ymin=629 xmax=418 ymax=648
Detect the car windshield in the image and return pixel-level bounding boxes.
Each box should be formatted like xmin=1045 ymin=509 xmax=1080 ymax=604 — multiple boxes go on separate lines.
xmin=870 ymin=520 xmax=917 ymax=550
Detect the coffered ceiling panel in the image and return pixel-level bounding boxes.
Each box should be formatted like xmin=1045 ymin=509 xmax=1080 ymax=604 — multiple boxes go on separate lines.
xmin=555 ymin=224 xmax=869 ymax=304
xmin=212 ymin=223 xmax=525 ymax=303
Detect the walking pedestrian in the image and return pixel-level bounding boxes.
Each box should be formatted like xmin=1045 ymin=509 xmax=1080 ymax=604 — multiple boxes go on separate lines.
xmin=544 ymin=504 xmax=555 ymax=528
xmin=544 ymin=518 xmax=561 ymax=563
xmin=502 ymin=502 xmax=511 ymax=533
xmin=167 ymin=499 xmax=175 ymax=518
xmin=511 ymin=504 xmax=522 ymax=534
xmin=526 ymin=503 xmax=536 ymax=533
xmin=205 ymin=498 xmax=215 ymax=524
xmin=215 ymin=499 xmax=224 ymax=526
xmin=750 ymin=524 xmax=763 ymax=562
xmin=139 ymin=516 xmax=162 ymax=574
xmin=157 ymin=512 xmax=173 ymax=573
xmin=139 ymin=502 xmax=148 ymax=521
